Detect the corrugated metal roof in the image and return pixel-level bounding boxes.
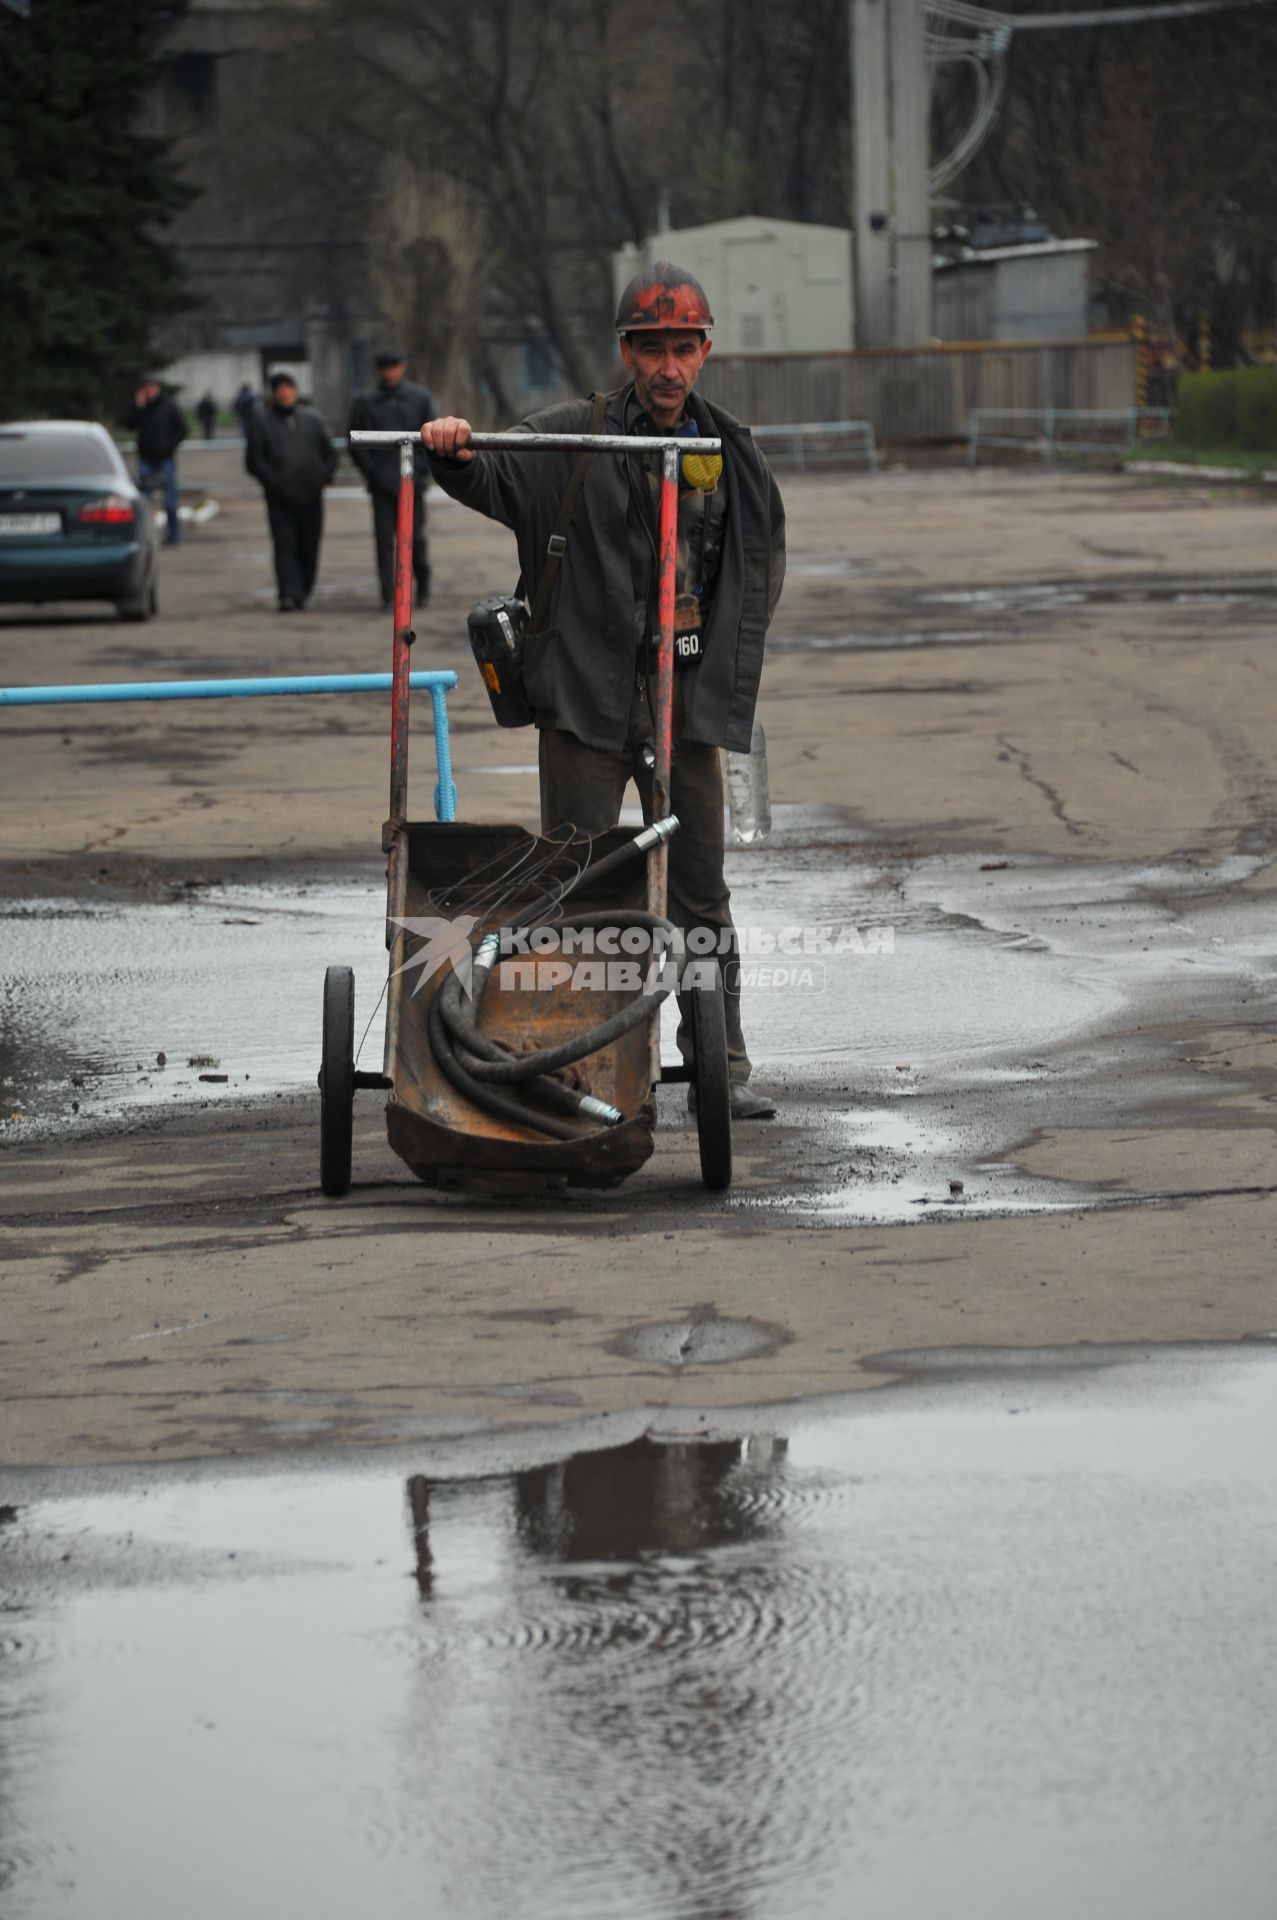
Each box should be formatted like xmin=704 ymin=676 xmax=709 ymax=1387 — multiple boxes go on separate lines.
xmin=934 ymin=239 xmax=1098 ymax=271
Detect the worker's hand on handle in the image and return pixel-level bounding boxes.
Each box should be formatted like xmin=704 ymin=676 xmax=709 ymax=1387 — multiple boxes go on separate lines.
xmin=420 ymin=417 xmax=474 ymax=463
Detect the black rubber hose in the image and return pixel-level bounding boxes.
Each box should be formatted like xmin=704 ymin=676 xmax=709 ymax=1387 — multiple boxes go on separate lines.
xmin=426 ymin=984 xmax=588 ymax=1142
xmin=445 ymin=1020 xmax=601 ymax=1117
xmin=424 ymin=824 xmax=678 ymax=1139
xmin=437 ymin=908 xmax=676 ymax=1084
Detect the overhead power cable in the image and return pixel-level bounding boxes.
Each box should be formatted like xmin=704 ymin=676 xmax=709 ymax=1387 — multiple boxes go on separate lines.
xmin=929 ymin=47 xmax=1008 ymax=189
xmin=928 ymin=0 xmax=1272 ymax=31
xmin=922 ymin=0 xmax=1270 ymax=189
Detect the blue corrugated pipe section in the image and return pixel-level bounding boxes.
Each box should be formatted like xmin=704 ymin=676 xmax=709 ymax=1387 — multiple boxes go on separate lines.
xmin=0 ymin=670 xmax=460 ymax=821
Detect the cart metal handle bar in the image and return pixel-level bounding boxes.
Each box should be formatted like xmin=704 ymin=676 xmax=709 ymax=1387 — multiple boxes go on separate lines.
xmin=349 ymin=430 xmax=722 ymax=455
xmin=354 ymin=426 xmax=712 ymax=995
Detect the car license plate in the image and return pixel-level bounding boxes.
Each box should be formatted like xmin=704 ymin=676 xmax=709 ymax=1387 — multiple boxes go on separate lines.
xmin=0 ymin=512 xmax=61 ymax=535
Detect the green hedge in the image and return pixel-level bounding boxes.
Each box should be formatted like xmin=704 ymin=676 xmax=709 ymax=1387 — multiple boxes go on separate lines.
xmin=1176 ymin=369 xmax=1277 ymax=452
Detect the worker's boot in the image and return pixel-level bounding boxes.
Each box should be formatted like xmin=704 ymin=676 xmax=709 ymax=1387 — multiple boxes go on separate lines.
xmin=687 ymin=1082 xmax=777 ymax=1120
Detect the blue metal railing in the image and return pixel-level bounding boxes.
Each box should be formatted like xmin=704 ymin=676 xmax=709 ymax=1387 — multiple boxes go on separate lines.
xmin=753 ymin=420 xmax=879 ymax=474
xmin=967 ymin=407 xmax=1173 ymax=469
xmin=0 ymin=669 xmax=459 ymax=821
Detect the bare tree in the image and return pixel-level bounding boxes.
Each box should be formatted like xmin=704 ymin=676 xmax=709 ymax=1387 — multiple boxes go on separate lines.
xmin=960 ymin=4 xmax=1277 ymax=354
xmin=368 ymin=158 xmax=494 ymax=414
xmin=295 ymin=0 xmax=853 ymax=395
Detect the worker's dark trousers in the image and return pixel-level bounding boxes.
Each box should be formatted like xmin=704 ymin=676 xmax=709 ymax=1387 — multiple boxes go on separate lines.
xmin=371 ymin=486 xmax=430 ymax=606
xmin=266 ymin=496 xmax=323 ymax=607
xmin=538 ymin=677 xmax=751 ymax=1084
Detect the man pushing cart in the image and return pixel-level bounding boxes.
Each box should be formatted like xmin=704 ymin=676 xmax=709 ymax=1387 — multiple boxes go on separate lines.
xmin=421 ymin=262 xmax=786 ymax=1119
xmin=327 ymin=262 xmax=785 ymax=1200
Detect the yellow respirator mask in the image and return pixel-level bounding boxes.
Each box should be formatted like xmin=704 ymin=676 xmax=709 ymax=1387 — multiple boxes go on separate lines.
xmin=679 ymin=450 xmax=723 ymax=492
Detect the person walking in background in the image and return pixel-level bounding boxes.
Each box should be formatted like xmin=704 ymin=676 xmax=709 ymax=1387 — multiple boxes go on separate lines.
xmin=233 ymin=382 xmax=257 ymax=438
xmin=348 ymin=347 xmax=434 ymax=610
xmin=196 ymin=392 xmax=217 ymax=440
xmin=126 ymin=375 xmax=188 ymax=547
xmin=245 ymin=370 xmax=336 ymax=613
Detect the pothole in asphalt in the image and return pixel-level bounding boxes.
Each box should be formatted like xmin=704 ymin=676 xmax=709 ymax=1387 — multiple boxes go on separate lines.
xmin=608 ymin=1314 xmax=789 ymax=1365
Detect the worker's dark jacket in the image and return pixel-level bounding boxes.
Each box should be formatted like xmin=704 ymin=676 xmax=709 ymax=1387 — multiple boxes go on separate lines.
xmin=127 ymin=394 xmax=188 ymax=465
xmin=348 ymin=378 xmax=435 ymax=498
xmin=245 ymin=403 xmax=336 ymax=506
xmin=427 ymin=385 xmax=785 ymax=755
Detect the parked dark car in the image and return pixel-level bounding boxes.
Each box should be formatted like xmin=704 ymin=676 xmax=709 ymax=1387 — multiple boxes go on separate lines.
xmin=0 ymin=420 xmax=159 ymax=621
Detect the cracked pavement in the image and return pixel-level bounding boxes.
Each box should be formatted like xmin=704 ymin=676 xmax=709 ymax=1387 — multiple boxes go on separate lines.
xmin=3 ymin=459 xmax=1277 ymax=1467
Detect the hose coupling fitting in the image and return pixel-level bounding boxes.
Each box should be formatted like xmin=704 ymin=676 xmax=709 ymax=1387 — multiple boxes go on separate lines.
xmin=472 ymin=931 xmax=501 ymax=980
xmin=577 ymin=1094 xmax=624 ymax=1127
xmin=633 ymin=815 xmax=680 ymax=852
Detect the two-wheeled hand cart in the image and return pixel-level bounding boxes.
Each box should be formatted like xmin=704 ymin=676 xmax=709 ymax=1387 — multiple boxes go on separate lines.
xmin=320 ymin=428 xmax=732 ymax=1198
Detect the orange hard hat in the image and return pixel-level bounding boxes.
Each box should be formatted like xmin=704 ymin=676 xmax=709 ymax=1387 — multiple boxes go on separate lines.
xmin=615 ymin=261 xmax=714 ymax=334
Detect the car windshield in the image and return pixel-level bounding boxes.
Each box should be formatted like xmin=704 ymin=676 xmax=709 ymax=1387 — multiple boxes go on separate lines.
xmin=0 ymin=430 xmax=120 ymax=482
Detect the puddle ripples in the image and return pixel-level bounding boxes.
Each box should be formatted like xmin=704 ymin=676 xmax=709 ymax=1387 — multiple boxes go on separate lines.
xmin=1 ymin=1351 xmax=1276 ymax=1916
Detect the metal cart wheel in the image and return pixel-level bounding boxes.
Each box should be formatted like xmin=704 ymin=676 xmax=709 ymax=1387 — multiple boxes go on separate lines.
xmin=691 ymin=963 xmax=732 ymax=1191
xmin=319 ymin=963 xmax=355 ymax=1197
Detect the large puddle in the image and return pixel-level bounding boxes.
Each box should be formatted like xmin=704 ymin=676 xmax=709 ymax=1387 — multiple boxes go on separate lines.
xmin=8 ymin=825 xmax=1246 ymax=1134
xmin=0 ymin=880 xmax=390 ymax=1124
xmin=0 ymin=845 xmax=1108 ymax=1134
xmin=2 ymin=1344 xmax=1275 ymax=1917
xmin=4 ymin=825 xmax=1275 ymax=1221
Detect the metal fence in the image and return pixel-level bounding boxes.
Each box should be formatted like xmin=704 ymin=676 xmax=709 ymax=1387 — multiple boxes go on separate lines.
xmin=701 ymin=338 xmax=1137 ymax=441
xmin=752 ymin=420 xmax=879 ymax=473
xmin=967 ymin=407 xmax=1173 ymax=467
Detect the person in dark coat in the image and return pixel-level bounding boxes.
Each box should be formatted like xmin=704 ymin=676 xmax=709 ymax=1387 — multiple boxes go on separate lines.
xmin=126 ymin=376 xmax=189 ymax=546
xmin=420 ymin=265 xmax=785 ymax=1116
xmin=195 ymin=392 xmax=217 ymax=440
xmin=245 ymin=370 xmax=337 ymax=612
xmin=348 ymin=347 xmax=434 ymax=609
xmin=233 ymin=383 xmax=257 ymax=437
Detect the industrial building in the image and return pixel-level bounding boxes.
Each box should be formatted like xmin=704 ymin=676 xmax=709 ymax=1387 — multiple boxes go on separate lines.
xmin=613 ymin=217 xmax=855 ymax=358
xmin=932 ymin=237 xmax=1097 ymax=343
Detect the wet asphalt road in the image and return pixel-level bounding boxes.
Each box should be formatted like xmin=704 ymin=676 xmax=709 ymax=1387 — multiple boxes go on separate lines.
xmin=4 ymin=465 xmax=1277 ymax=1443
xmin=3 ymin=464 xmax=1277 ymax=1913
xmin=3 ymin=1344 xmax=1275 ymax=1919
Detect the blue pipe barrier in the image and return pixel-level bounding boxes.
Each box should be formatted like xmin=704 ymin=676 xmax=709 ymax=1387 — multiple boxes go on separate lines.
xmin=0 ymin=671 xmax=456 ymax=705
xmin=0 ymin=670 xmax=460 ymax=822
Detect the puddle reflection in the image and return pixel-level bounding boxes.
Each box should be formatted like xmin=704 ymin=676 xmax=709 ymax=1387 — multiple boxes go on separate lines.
xmin=2 ymin=1352 xmax=1276 ymax=1918
xmin=409 ymin=1431 xmax=787 ymax=1596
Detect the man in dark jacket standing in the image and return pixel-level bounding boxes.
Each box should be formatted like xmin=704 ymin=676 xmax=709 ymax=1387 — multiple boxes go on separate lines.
xmin=421 ymin=265 xmax=785 ymax=1117
xmin=233 ymin=382 xmax=257 ymax=437
xmin=245 ymin=370 xmax=337 ymax=612
xmin=126 ymin=375 xmax=188 ymax=547
xmin=348 ymin=347 xmax=434 ymax=610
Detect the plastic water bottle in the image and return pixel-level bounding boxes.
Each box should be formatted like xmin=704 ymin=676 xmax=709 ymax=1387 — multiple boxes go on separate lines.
xmin=723 ymin=716 xmax=772 ymax=845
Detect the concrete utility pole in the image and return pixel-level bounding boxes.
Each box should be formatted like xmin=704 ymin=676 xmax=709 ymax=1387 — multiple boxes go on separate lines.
xmin=852 ymin=0 xmax=933 ymax=346
xmin=852 ymin=0 xmax=892 ymax=346
xmin=890 ymin=0 xmax=933 ymax=343
xmin=850 ymin=0 xmax=1262 ymax=346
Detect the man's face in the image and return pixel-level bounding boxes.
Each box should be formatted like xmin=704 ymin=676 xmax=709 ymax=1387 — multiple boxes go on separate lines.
xmin=379 ymin=362 xmax=405 ymax=388
xmin=273 ymin=381 xmax=298 ymax=410
xmin=619 ymin=329 xmax=710 ymax=425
